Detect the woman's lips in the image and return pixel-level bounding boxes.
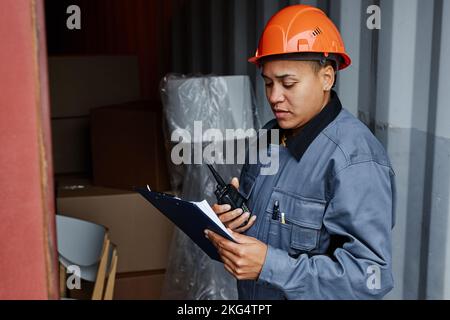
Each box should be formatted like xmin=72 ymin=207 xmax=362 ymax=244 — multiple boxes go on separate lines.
xmin=274 ymin=110 xmax=290 ymax=119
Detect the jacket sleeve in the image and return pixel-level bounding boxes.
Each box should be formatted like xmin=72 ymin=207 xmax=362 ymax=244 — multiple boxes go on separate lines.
xmin=257 ymin=160 xmax=396 ymax=299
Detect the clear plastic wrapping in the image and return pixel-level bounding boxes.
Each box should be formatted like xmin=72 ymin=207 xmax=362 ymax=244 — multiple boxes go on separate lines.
xmin=159 ymin=74 xmax=259 ymax=299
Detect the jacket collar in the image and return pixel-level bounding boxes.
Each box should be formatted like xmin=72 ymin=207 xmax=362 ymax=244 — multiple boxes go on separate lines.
xmin=279 ymin=90 xmax=342 ymax=161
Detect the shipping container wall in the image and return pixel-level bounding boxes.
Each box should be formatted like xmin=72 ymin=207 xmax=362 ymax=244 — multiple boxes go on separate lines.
xmin=169 ymin=0 xmax=450 ymax=299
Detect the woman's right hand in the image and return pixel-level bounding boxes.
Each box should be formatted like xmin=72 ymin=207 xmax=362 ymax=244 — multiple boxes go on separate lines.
xmin=211 ymin=177 xmax=257 ymax=233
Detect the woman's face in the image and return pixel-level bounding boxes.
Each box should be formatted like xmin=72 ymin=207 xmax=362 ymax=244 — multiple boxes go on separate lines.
xmin=262 ymin=60 xmax=333 ymax=134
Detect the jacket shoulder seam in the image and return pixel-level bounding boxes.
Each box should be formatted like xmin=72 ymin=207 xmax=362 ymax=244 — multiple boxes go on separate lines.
xmin=332 ymin=159 xmax=392 ymax=179
xmin=320 ymin=130 xmax=350 ymax=165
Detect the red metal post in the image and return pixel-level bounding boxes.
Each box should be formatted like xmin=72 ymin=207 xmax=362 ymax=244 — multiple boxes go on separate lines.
xmin=0 ymin=0 xmax=59 ymax=299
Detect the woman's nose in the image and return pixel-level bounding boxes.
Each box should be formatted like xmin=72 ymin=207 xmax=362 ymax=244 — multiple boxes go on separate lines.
xmin=268 ymin=85 xmax=285 ymax=105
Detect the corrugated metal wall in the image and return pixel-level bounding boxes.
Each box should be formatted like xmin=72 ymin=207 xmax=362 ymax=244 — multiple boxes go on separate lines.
xmin=169 ymin=0 xmax=450 ymax=299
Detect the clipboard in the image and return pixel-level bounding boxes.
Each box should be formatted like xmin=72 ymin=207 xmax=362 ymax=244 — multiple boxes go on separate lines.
xmin=135 ymin=186 xmax=236 ymax=262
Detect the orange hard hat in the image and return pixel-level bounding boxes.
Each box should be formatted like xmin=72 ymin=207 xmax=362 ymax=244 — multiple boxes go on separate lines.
xmin=249 ymin=4 xmax=351 ymax=70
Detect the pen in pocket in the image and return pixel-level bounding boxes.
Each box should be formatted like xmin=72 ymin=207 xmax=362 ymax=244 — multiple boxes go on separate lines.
xmin=272 ymin=200 xmax=280 ymax=221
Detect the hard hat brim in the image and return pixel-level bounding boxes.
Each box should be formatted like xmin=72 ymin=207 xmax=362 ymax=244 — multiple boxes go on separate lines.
xmin=248 ymin=51 xmax=351 ymax=70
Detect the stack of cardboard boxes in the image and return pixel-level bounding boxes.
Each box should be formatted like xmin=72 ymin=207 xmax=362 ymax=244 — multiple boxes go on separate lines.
xmin=56 ymin=180 xmax=173 ymax=299
xmin=90 ymin=101 xmax=170 ymax=191
xmin=51 ymin=56 xmax=173 ymax=299
xmin=49 ymin=55 xmax=141 ymax=174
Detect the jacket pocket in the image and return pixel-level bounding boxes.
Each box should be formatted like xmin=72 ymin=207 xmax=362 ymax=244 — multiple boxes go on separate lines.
xmin=289 ymin=219 xmax=320 ymax=252
xmin=266 ymin=189 xmax=326 ymax=257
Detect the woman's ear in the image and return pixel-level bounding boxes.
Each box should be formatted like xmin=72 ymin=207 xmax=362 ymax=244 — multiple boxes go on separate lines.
xmin=321 ymin=65 xmax=335 ymax=91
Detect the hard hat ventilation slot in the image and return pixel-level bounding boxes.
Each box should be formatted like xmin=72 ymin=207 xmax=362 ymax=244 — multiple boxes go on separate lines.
xmin=312 ymin=27 xmax=322 ymax=37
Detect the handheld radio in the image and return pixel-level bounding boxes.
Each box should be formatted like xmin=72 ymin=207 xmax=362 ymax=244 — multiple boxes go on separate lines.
xmin=207 ymin=164 xmax=251 ymax=217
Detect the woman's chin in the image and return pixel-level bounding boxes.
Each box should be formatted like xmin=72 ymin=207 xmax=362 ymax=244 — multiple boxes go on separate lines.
xmin=276 ymin=119 xmax=293 ymax=129
xmin=276 ymin=116 xmax=307 ymax=131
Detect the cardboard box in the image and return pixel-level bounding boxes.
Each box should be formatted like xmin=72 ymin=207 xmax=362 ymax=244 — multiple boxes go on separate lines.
xmin=51 ymin=118 xmax=91 ymax=174
xmin=90 ymin=102 xmax=170 ymax=191
xmin=48 ymin=55 xmax=140 ymax=118
xmin=48 ymin=55 xmax=141 ymax=174
xmin=65 ymin=272 xmax=165 ymax=300
xmin=114 ymin=271 xmax=166 ymax=300
xmin=56 ymin=182 xmax=174 ymax=273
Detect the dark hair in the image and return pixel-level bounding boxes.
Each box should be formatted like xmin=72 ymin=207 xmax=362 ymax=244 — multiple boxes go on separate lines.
xmin=308 ymin=59 xmax=337 ymax=73
xmin=305 ymin=60 xmax=338 ymax=88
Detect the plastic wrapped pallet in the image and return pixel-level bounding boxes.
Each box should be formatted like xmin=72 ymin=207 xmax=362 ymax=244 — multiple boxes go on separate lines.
xmin=159 ymin=74 xmax=259 ymax=299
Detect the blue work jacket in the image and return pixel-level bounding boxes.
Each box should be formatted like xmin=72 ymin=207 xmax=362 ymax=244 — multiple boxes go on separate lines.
xmin=238 ymin=91 xmax=396 ymax=299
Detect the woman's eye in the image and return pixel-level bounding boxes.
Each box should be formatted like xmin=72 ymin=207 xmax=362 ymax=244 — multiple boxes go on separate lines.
xmin=283 ymin=83 xmax=295 ymax=88
xmin=265 ymin=82 xmax=273 ymax=87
